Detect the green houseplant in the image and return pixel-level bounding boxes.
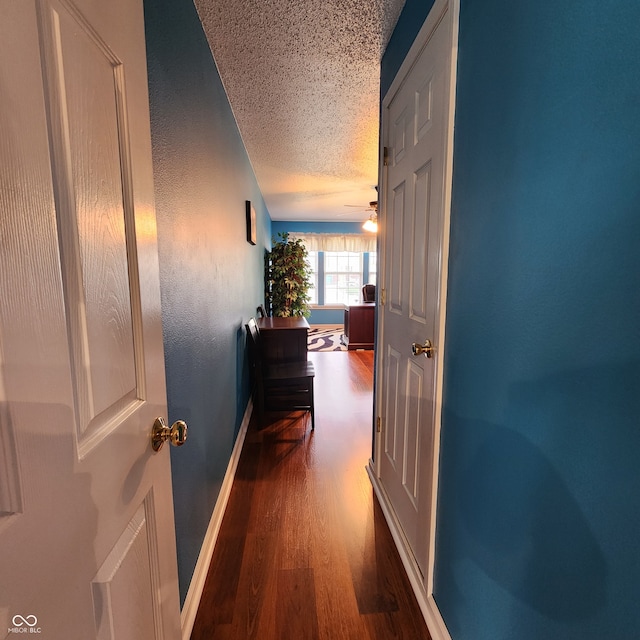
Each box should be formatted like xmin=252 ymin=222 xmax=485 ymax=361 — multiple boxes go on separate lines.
xmin=265 ymin=232 xmax=311 ymax=317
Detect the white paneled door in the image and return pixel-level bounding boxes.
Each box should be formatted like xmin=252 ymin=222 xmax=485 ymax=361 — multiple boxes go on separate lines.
xmin=376 ymin=3 xmax=455 ymax=584
xmin=0 ymin=0 xmax=182 ymax=637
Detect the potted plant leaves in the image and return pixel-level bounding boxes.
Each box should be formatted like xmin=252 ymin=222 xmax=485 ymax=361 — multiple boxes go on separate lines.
xmin=265 ymin=232 xmax=311 ymax=317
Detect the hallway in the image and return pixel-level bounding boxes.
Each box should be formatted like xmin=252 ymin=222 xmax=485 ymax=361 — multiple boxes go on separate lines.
xmin=191 ymin=350 xmax=430 ymax=639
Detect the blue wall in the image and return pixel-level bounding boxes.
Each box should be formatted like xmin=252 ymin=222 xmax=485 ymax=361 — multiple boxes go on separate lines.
xmin=144 ymin=0 xmax=271 ymax=604
xmin=271 ymin=221 xmax=363 ymax=236
xmin=384 ymin=1 xmax=640 ymax=638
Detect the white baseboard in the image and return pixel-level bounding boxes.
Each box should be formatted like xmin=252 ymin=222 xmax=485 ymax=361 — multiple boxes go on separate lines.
xmin=366 ymin=464 xmax=452 ymax=640
xmin=180 ymin=398 xmax=253 ymax=640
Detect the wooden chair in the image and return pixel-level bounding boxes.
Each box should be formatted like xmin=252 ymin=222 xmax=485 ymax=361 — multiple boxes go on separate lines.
xmin=362 ymin=283 xmax=376 ymax=303
xmin=245 ymin=318 xmax=315 ymax=430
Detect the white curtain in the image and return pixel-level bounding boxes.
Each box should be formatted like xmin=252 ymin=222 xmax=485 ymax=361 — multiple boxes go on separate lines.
xmin=290 ymin=233 xmax=376 ymax=253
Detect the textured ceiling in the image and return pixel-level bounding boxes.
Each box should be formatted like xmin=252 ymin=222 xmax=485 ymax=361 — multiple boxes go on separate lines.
xmin=194 ymin=0 xmax=406 ymax=221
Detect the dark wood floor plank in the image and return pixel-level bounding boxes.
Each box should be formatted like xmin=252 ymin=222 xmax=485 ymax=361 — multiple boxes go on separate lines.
xmin=191 ymin=350 xmax=431 ymax=640
xmin=277 ymin=426 xmax=313 ymax=571
xmin=232 ymin=531 xmax=278 ymax=640
xmin=190 ymin=533 xmax=246 ymax=634
xmin=276 ymin=568 xmax=320 ymax=639
xmin=220 ymin=441 xmax=260 ymax=534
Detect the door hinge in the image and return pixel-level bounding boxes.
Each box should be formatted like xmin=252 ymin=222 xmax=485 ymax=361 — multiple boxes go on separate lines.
xmin=383 ymin=146 xmax=389 ymax=166
xmin=380 ymin=288 xmax=386 ymax=306
xmin=376 ymin=416 xmax=382 ymax=433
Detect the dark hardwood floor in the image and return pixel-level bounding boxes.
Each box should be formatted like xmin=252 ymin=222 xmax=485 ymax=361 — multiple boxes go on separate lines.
xmin=191 ymin=350 xmax=431 ymax=639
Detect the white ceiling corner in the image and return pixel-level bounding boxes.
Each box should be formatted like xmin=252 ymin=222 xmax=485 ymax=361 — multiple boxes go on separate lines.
xmin=193 ymin=0 xmax=406 ymax=222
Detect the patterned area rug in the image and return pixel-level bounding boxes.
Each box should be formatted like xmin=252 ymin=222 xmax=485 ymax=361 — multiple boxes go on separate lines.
xmin=308 ymin=326 xmax=347 ymax=352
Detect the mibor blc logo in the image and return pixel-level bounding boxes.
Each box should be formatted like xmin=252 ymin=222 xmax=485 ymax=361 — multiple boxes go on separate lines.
xmin=8 ymin=615 xmax=42 ymax=634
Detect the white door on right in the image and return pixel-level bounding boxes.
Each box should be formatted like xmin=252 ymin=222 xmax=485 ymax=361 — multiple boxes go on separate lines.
xmin=377 ymin=3 xmax=455 ymax=580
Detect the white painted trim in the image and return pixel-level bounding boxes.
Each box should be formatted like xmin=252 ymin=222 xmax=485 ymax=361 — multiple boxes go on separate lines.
xmin=427 ymin=0 xmax=459 ymax=599
xmin=367 ymin=464 xmax=452 ymax=640
xmin=374 ymin=0 xmax=460 ymax=634
xmin=309 ymin=304 xmax=347 ymax=310
xmin=180 ymin=398 xmax=253 ymax=640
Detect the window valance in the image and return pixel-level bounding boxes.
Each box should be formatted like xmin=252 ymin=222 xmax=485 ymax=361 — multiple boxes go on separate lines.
xmin=289 ymin=233 xmax=376 ymax=253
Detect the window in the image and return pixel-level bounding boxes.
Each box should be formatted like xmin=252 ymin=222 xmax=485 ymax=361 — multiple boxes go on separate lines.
xmin=324 ymin=252 xmax=363 ymax=305
xmin=367 ymin=251 xmax=377 ymax=286
xmin=306 ymin=250 xmax=318 ymax=304
xmin=302 ymin=248 xmax=375 ymax=306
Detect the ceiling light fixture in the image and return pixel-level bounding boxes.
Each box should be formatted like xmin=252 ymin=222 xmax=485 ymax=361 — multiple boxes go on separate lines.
xmin=362 ymin=201 xmax=378 ymax=233
xmin=363 ymin=213 xmax=378 ymax=233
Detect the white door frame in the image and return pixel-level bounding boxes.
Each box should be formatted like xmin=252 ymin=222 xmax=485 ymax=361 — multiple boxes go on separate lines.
xmin=368 ymin=0 xmax=459 ymax=637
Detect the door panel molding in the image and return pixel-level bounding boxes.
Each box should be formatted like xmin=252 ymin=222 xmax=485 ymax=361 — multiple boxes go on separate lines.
xmin=383 ymin=345 xmax=402 ymax=467
xmin=0 ymin=401 xmax=23 ymax=524
xmin=37 ymin=0 xmax=147 ymax=459
xmin=92 ymin=494 xmax=163 ymax=640
xmin=415 ymin=74 xmax=434 ymax=142
xmin=388 ymin=181 xmax=406 ymax=314
xmin=402 ymin=359 xmax=424 ymax=506
xmin=409 ymin=160 xmax=432 ymax=323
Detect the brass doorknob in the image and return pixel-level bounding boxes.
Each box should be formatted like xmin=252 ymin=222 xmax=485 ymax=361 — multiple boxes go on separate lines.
xmin=152 ymin=417 xmax=188 ymax=452
xmin=411 ymin=339 xmax=435 ymax=358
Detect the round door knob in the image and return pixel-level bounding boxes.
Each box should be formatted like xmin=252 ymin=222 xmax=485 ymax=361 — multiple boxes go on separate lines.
xmin=411 ymin=339 xmax=435 ymax=358
xmin=152 ymin=417 xmax=188 ymax=452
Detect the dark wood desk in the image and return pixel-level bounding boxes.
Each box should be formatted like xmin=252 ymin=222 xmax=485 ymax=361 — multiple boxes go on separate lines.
xmin=256 ymin=316 xmax=309 ymax=364
xmin=344 ymin=304 xmax=375 ymax=350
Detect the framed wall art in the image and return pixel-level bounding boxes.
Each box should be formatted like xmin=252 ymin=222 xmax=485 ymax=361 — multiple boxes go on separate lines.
xmin=246 ymin=200 xmax=256 ymax=245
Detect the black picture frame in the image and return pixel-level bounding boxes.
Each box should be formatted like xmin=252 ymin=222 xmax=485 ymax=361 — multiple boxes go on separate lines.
xmin=246 ymin=200 xmax=256 ymax=245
